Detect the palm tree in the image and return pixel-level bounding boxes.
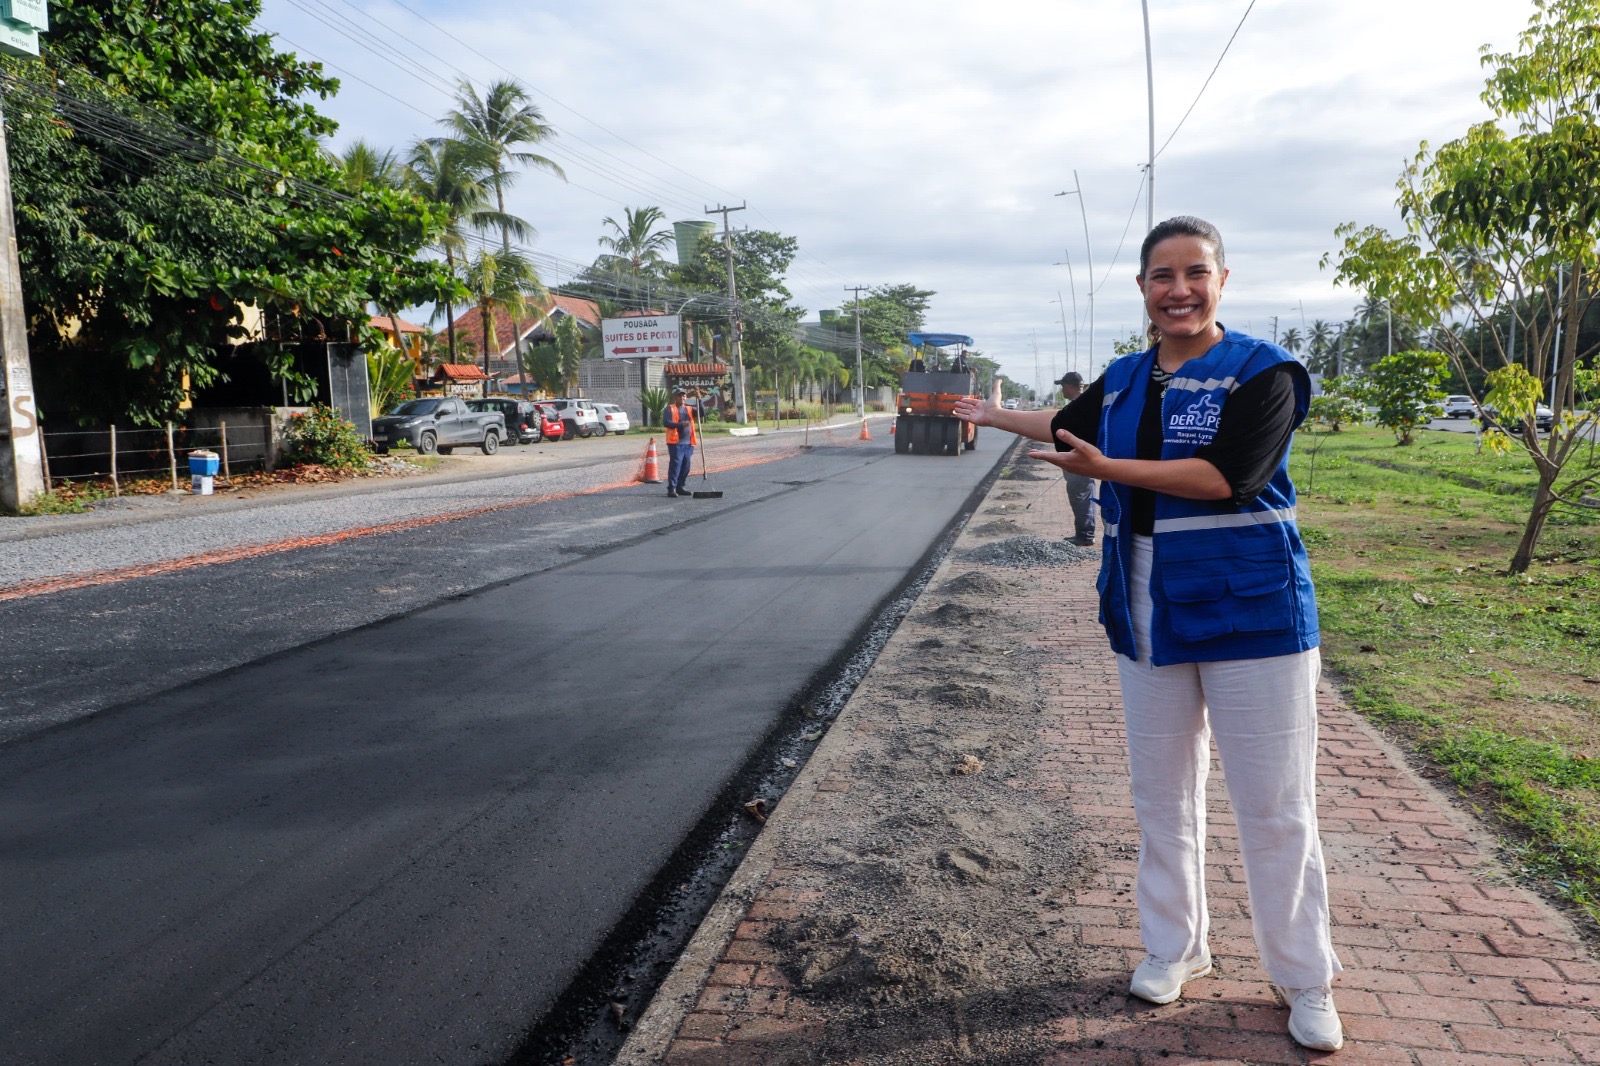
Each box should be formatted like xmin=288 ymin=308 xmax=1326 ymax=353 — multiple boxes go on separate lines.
xmin=442 ymin=79 xmax=564 ymax=361
xmin=1279 ymin=326 xmax=1304 ymax=356
xmin=598 ymin=205 xmax=672 ymax=308
xmin=335 ymin=140 xmax=402 ymax=193
xmin=462 ymin=248 xmax=545 ymax=395
xmin=404 ymin=136 xmax=523 ymax=363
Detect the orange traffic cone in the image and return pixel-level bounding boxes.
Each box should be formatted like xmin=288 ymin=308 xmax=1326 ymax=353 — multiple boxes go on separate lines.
xmin=859 ymin=418 xmax=872 ymax=441
xmin=890 ymin=419 xmax=896 ymax=435
xmin=639 ymin=437 xmax=662 ymax=483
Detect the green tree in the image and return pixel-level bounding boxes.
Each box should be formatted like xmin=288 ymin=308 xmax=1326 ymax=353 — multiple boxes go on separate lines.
xmin=7 ymin=0 xmax=450 ymax=425
xmin=1328 ymin=0 xmax=1600 ymax=571
xmin=681 ymin=230 xmax=806 ymax=395
xmin=462 ymin=248 xmax=544 ymax=392
xmin=404 ymin=136 xmax=515 ymax=362
xmin=441 ymin=78 xmax=561 ymax=362
xmin=1279 ymin=326 xmax=1304 ymax=356
xmin=1365 ymin=350 xmax=1448 ymax=445
xmin=842 ymin=284 xmax=936 ymax=386
xmin=554 ymin=313 xmax=584 ymax=394
xmin=335 ymin=141 xmax=403 ymax=193
xmin=1307 ymin=376 xmax=1366 ymax=432
xmin=598 ymin=206 xmax=673 ymax=282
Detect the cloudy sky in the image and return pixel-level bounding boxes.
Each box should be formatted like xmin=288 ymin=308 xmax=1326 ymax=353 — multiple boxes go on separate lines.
xmin=256 ymin=0 xmax=1532 ymax=394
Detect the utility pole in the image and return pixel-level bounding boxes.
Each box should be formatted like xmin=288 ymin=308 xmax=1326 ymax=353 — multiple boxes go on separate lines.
xmin=1141 ymin=0 xmax=1156 ymax=238
xmin=1052 ymin=248 xmax=1079 ymax=375
xmin=0 ymin=100 xmax=45 ymax=513
xmin=844 ymin=284 xmax=867 ymax=417
xmin=705 ymin=202 xmax=748 ymax=423
xmin=1031 ymin=331 xmax=1041 ymax=404
xmin=1055 ymin=173 xmax=1095 ymax=371
xmin=1270 ymin=315 xmax=1279 ymax=345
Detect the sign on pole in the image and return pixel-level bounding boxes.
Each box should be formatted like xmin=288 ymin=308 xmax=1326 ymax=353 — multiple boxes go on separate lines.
xmin=601 ymin=314 xmax=681 ymax=360
xmin=0 ymin=0 xmax=45 ymax=56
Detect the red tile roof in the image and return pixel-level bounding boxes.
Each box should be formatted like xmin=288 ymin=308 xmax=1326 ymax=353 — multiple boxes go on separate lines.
xmin=666 ymin=363 xmax=728 ymax=376
xmin=368 ymin=314 xmax=426 ymax=334
xmin=436 ymin=363 xmax=490 ymax=381
xmin=451 ymin=295 xmax=603 ymax=359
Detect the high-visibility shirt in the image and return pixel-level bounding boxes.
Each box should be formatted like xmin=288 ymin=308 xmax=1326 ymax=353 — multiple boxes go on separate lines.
xmin=664 ymin=403 xmax=698 ymax=446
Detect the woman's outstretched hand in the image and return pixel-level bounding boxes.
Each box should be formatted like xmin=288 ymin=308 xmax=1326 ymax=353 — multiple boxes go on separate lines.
xmin=952 ymin=396 xmax=993 ymax=426
xmin=1029 ymin=428 xmax=1103 ymax=476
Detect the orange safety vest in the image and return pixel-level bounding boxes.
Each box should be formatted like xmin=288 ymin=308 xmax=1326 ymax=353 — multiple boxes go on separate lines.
xmin=664 ymin=403 xmax=698 ymax=446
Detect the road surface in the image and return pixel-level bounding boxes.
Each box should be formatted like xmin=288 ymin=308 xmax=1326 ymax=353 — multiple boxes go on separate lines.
xmin=0 ymin=432 xmax=1007 ymax=1065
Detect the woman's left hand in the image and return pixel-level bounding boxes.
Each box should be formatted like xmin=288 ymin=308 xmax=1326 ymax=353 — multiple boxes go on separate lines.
xmin=1028 ymin=428 xmax=1102 ymax=476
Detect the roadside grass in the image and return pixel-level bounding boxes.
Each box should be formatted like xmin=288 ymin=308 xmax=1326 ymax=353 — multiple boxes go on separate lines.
xmin=1291 ymin=425 xmax=1600 ymax=926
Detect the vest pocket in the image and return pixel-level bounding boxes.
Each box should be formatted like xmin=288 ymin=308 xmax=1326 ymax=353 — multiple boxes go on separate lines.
xmin=1159 ymin=545 xmax=1293 ymax=642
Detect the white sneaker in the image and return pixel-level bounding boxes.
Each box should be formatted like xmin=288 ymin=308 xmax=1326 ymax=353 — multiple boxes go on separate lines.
xmin=1282 ymin=985 xmax=1344 ymax=1051
xmin=1129 ymin=948 xmax=1212 ymax=1004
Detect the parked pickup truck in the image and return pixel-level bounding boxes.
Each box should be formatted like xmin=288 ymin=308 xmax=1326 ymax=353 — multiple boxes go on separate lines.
xmin=371 ymin=397 xmax=505 ymax=455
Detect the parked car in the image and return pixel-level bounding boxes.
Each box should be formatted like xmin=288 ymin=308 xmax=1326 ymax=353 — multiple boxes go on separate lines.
xmin=467 ymin=398 xmax=546 ymax=444
xmin=371 ymin=397 xmax=503 ymax=455
xmin=594 ymin=403 xmax=631 ymax=435
xmin=540 ymin=398 xmax=602 ymax=439
xmin=1441 ymin=395 xmax=1477 ymax=419
xmin=530 ymin=403 xmax=565 ymax=442
xmin=1481 ymin=403 xmax=1555 ymax=433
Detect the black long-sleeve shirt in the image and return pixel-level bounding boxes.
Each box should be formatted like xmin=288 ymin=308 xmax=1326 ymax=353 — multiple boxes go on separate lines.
xmin=1049 ymin=363 xmax=1300 ymax=537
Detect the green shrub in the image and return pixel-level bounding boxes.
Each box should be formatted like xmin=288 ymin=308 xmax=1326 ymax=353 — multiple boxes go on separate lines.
xmin=281 ymin=404 xmax=371 ymax=471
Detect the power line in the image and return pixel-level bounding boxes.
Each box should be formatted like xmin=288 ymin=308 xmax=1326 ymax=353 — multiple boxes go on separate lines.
xmin=1152 ymin=0 xmax=1257 ymax=161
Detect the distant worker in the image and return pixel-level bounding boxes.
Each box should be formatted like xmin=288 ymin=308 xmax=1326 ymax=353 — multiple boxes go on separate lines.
xmin=908 ymin=354 xmax=926 ymax=373
xmin=951 ymin=350 xmax=970 ymax=374
xmin=662 ymin=388 xmax=699 ymax=498
xmin=1058 ymin=372 xmax=1096 ymax=546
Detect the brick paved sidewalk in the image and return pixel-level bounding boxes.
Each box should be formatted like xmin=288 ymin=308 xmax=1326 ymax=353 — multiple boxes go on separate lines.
xmin=620 ymin=462 xmax=1599 ymax=1065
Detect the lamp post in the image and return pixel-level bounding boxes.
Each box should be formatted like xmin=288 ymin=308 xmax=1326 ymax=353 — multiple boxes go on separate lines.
xmin=1054 ymin=173 xmax=1095 ymax=372
xmin=1049 ymin=295 xmax=1072 ymax=383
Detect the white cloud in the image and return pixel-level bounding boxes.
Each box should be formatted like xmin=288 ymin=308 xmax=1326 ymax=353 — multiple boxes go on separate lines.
xmin=259 ymin=0 xmax=1532 ymax=390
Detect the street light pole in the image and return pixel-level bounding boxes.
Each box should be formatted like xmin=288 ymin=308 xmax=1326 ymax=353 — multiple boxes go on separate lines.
xmin=1141 ymin=0 xmax=1156 ymax=237
xmin=1054 ymin=173 xmax=1095 ymax=372
xmin=1050 ymin=294 xmax=1071 ymax=380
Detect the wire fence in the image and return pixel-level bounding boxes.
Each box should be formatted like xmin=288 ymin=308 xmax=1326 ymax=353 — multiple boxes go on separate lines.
xmin=41 ymin=419 xmax=276 ymax=494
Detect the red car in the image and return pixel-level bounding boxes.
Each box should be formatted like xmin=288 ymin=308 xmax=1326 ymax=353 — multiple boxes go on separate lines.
xmin=531 ymin=403 xmax=566 ymax=442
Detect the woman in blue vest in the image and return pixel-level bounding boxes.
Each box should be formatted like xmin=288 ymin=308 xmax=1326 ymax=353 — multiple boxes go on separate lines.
xmin=954 ymin=216 xmax=1342 ymax=1052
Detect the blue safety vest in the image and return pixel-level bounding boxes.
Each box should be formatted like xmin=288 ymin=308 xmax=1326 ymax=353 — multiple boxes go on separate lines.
xmin=1094 ymin=329 xmax=1319 ymax=665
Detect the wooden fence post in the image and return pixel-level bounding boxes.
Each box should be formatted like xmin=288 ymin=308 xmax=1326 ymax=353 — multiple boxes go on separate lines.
xmin=166 ymin=422 xmax=178 ymax=492
xmin=110 ymin=425 xmax=119 ymax=496
xmin=220 ymin=421 xmax=230 ymax=482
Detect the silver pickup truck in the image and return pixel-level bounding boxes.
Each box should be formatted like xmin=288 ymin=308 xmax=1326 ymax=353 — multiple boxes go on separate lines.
xmin=371 ymin=397 xmax=505 ymax=455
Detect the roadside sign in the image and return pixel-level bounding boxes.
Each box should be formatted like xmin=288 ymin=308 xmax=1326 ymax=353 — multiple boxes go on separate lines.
xmin=601 ymin=314 xmax=680 ymax=360
xmin=0 ymin=0 xmax=44 ymax=57
xmin=0 ymin=0 xmax=46 ymax=31
xmin=0 ymin=19 xmax=37 ymax=56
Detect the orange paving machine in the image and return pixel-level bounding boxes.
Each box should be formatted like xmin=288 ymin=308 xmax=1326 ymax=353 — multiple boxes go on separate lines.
xmin=894 ymin=331 xmax=979 ymax=456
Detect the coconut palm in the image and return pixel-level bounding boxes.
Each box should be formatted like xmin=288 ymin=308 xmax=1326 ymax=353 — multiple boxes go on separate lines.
xmin=335 ymin=140 xmax=403 ymax=193
xmin=442 ymin=79 xmax=564 ymax=361
xmin=404 ymin=136 xmax=525 ymax=362
xmin=461 ymin=248 xmax=545 ymax=394
xmin=597 ymin=205 xmax=673 ymax=307
xmin=1279 ymin=326 xmax=1304 ymax=356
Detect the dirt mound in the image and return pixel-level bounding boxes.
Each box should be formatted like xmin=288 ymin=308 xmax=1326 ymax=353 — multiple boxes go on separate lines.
xmin=939 ymin=572 xmax=1023 ymax=597
xmin=999 ymin=463 xmax=1051 ymax=481
xmin=965 ymin=535 xmax=1094 ymax=569
xmin=922 ymin=601 xmax=995 ymax=626
xmin=970 ymin=519 xmax=1025 ymax=537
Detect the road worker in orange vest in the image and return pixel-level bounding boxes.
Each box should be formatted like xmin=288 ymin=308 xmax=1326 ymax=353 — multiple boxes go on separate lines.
xmin=662 ymin=388 xmax=699 ymax=497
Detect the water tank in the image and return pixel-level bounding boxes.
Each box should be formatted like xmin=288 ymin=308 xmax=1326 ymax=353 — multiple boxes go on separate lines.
xmin=673 ymin=220 xmax=717 ymax=268
xmin=819 ymin=309 xmax=840 ymax=323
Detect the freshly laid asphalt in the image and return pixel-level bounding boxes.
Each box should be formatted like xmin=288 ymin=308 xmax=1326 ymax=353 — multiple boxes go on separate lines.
xmin=0 ymin=423 xmax=1003 ymax=1065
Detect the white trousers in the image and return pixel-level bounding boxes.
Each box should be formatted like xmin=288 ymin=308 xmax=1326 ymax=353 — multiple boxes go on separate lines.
xmin=1116 ymin=536 xmax=1342 ymax=989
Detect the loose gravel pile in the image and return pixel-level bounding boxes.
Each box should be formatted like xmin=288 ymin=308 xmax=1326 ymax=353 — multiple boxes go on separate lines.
xmin=964 ymin=535 xmax=1095 ymax=569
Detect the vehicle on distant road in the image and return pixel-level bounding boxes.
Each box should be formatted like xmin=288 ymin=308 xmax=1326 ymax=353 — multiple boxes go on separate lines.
xmin=1482 ymin=403 xmax=1555 ymax=433
xmin=1001 ymin=398 xmax=1019 ymax=410
xmin=530 ymin=404 xmax=565 ymax=442
xmin=1441 ymin=395 xmax=1478 ymax=419
xmin=595 ymin=403 xmax=631 ymax=435
xmin=372 ymin=397 xmax=503 ymax=455
xmin=468 ymin=398 xmax=545 ymax=445
xmin=540 ymin=399 xmax=602 ymax=439
xmin=895 ymin=331 xmax=981 ymax=456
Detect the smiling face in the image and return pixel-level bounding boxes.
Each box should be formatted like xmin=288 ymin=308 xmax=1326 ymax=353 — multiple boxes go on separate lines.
xmin=1136 ymin=235 xmax=1228 ymax=347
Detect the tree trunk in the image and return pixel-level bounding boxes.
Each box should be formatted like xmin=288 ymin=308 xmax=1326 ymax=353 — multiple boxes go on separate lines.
xmin=1510 ymin=472 xmax=1561 ymax=574
xmin=445 ymin=248 xmax=458 ymax=365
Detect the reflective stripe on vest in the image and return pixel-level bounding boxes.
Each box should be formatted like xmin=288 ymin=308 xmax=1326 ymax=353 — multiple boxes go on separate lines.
xmin=1151 ymin=506 xmax=1297 ymax=535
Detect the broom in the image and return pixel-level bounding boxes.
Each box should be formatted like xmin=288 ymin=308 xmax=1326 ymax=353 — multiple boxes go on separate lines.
xmin=691 ymin=407 xmax=722 ymax=499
